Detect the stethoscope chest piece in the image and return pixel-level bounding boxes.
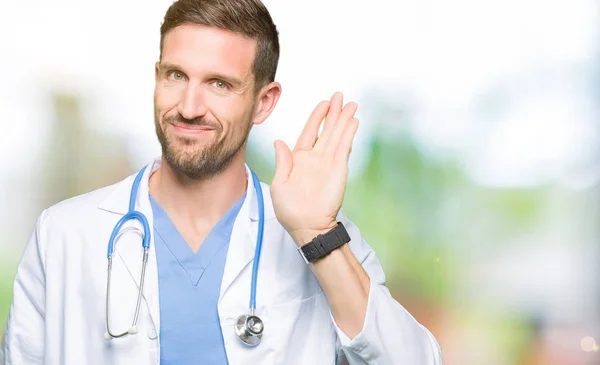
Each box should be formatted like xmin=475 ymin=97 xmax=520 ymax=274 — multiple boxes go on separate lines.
xmin=235 ymin=313 xmax=264 ymax=346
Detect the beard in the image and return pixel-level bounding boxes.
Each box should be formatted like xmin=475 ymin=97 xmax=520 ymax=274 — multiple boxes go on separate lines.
xmin=154 ymin=110 xmax=252 ymax=180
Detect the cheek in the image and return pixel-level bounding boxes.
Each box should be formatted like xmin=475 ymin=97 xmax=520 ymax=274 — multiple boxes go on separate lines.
xmin=155 ymin=85 xmax=184 ymax=116
xmin=210 ymin=95 xmax=254 ymax=129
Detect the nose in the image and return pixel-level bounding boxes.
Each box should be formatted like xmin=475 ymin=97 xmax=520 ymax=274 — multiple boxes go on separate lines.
xmin=177 ymin=83 xmax=208 ymax=120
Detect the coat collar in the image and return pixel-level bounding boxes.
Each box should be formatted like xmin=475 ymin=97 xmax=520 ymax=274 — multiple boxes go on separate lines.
xmin=97 ymin=157 xmax=275 ymax=221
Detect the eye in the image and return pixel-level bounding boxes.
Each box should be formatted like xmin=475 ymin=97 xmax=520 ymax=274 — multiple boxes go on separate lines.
xmin=212 ymin=80 xmax=228 ymax=90
xmin=168 ymin=71 xmax=185 ymax=81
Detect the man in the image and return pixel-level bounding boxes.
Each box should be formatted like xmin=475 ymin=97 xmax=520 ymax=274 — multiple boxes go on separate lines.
xmin=1 ymin=0 xmax=442 ymax=364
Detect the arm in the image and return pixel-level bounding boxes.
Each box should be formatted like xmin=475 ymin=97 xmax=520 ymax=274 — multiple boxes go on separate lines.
xmin=328 ymin=211 xmax=442 ymax=365
xmin=270 ymin=93 xmax=442 ymax=364
xmin=291 ymin=210 xmax=442 ymax=365
xmin=1 ymin=211 xmax=48 ymax=365
xmin=290 ymin=224 xmax=370 ymax=339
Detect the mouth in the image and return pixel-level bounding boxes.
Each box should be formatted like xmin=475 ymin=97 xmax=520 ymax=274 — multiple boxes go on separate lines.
xmin=169 ymin=120 xmax=215 ymax=134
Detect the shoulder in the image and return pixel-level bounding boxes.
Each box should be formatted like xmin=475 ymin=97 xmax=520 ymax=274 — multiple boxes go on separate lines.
xmin=24 ymin=173 xmax=135 ymax=262
xmin=46 ymin=180 xmax=127 ymax=219
xmin=38 ymin=172 xmax=136 ymax=230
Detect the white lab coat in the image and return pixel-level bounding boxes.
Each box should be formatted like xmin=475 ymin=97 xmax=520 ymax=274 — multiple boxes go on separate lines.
xmin=1 ymin=158 xmax=442 ymax=365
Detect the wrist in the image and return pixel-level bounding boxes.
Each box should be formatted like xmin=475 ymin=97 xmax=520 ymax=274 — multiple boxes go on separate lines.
xmin=291 ymin=223 xmax=338 ymax=247
xmin=295 ymin=222 xmax=351 ymax=264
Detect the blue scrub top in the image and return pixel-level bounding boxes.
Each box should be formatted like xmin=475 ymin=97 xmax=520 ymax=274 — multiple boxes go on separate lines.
xmin=150 ymin=193 xmax=246 ymax=365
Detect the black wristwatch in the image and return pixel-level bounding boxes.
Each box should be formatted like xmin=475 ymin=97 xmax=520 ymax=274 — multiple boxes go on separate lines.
xmin=297 ymin=222 xmax=351 ymax=264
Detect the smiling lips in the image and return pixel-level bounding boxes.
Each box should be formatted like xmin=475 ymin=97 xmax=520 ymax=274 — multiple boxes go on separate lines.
xmin=170 ymin=120 xmax=215 ymax=134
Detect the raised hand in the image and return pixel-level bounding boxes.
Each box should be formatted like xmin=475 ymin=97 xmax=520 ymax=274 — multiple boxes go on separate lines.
xmin=270 ymin=92 xmax=359 ymax=245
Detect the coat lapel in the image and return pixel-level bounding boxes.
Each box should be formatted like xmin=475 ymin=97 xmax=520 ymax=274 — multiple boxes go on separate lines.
xmin=219 ymin=165 xmax=276 ymax=303
xmin=98 ymin=158 xmax=161 ymax=331
xmin=219 ymin=166 xmax=258 ymax=302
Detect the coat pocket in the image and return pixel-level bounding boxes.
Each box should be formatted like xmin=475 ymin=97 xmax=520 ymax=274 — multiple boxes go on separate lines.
xmin=267 ymin=293 xmax=337 ymax=365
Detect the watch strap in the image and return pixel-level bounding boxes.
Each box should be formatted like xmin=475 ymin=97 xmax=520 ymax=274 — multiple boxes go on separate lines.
xmin=298 ymin=222 xmax=351 ymax=264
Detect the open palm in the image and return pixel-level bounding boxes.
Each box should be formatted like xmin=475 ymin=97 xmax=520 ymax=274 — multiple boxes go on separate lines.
xmin=270 ymin=92 xmax=359 ymax=243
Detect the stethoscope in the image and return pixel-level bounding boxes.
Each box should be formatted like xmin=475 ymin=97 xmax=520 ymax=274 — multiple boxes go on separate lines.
xmin=104 ymin=165 xmax=266 ymax=347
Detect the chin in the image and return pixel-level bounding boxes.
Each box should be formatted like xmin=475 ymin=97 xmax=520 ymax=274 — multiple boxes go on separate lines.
xmin=169 ymin=133 xmax=211 ymax=149
xmin=175 ymin=145 xmax=209 ymax=160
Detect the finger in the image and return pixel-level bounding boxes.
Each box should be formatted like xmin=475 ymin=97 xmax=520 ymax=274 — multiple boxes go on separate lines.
xmin=272 ymin=140 xmax=293 ymax=184
xmin=294 ymin=101 xmax=330 ymax=151
xmin=323 ymin=101 xmax=358 ymax=156
xmin=322 ymin=92 xmax=343 ymax=134
xmin=335 ymin=118 xmax=359 ymax=162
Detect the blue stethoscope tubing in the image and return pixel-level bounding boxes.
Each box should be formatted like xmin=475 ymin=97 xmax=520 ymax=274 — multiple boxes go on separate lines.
xmin=104 ymin=165 xmax=265 ymax=342
xmin=249 ymin=167 xmax=264 ymax=312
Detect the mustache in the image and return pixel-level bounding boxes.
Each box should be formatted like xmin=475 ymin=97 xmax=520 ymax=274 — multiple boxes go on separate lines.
xmin=164 ymin=114 xmax=221 ymax=130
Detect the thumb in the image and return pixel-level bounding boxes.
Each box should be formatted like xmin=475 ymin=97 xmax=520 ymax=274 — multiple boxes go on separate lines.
xmin=272 ymin=140 xmax=293 ymax=185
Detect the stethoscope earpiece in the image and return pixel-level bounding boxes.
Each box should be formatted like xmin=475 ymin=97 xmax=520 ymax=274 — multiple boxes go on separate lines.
xmin=235 ymin=313 xmax=264 ymax=346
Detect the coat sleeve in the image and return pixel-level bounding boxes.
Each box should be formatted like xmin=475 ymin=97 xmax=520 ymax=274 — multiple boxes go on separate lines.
xmin=1 ymin=210 xmax=48 ymax=365
xmin=332 ymin=210 xmax=443 ymax=365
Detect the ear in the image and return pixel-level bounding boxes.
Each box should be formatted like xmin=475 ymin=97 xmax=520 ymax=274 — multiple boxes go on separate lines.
xmin=155 ymin=61 xmax=160 ymax=82
xmin=252 ymin=81 xmax=282 ymax=126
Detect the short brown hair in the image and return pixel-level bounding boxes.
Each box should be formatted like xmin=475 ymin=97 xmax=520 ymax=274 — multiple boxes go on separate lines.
xmin=160 ymin=0 xmax=280 ymax=91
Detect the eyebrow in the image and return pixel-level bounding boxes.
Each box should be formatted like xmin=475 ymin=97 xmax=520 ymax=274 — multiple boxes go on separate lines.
xmin=159 ymin=62 xmax=246 ymax=88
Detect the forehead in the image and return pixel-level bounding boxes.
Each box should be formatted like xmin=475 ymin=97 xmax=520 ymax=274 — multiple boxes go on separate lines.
xmin=161 ymin=24 xmax=257 ymax=79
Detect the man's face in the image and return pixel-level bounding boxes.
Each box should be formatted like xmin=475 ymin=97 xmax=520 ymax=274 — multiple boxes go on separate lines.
xmin=154 ymin=24 xmax=259 ymax=180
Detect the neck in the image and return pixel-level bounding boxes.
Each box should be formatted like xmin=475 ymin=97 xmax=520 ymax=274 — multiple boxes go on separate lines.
xmin=148 ymin=152 xmax=248 ymax=225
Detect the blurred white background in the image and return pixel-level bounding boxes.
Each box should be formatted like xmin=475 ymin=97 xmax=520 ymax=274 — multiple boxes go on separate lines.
xmin=1 ymin=0 xmax=599 ymax=363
